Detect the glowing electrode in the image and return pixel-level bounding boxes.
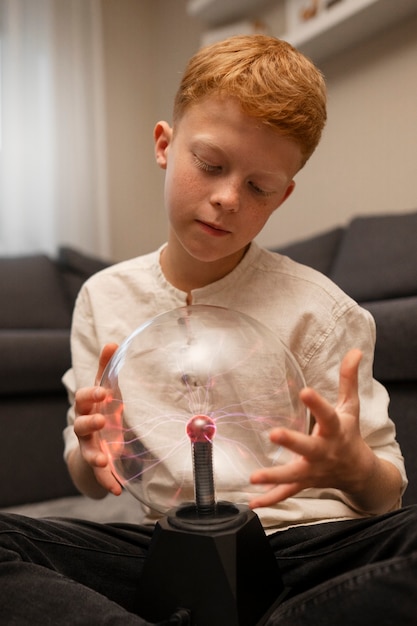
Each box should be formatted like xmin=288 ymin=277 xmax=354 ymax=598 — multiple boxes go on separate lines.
xmin=186 ymin=414 xmax=216 ymax=516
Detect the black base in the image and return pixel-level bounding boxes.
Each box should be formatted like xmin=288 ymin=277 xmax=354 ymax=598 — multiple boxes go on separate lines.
xmin=138 ymin=502 xmax=286 ymax=625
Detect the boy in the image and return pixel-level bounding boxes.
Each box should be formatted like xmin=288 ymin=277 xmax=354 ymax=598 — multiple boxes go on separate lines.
xmin=1 ymin=35 xmax=416 ymax=625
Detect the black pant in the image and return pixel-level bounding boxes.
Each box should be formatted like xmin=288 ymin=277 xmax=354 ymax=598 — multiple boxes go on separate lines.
xmin=1 ymin=506 xmax=417 ymax=625
xmin=269 ymin=505 xmax=417 ymax=625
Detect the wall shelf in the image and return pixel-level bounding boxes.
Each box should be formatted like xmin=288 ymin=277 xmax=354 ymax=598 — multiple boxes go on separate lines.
xmin=283 ymin=0 xmax=417 ymax=64
xmin=188 ymin=0 xmax=417 ymax=64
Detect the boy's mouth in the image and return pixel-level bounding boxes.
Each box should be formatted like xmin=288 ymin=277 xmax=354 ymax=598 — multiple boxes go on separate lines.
xmin=196 ymin=219 xmax=231 ymax=236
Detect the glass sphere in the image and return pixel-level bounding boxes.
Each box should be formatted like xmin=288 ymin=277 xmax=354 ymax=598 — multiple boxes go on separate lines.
xmin=99 ymin=305 xmax=309 ymax=515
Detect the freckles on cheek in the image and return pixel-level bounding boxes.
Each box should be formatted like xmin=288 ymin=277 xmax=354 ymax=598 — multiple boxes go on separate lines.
xmin=175 ymin=171 xmax=201 ymax=203
xmin=166 ymin=157 xmax=184 ymax=187
xmin=165 ymin=169 xmax=200 ymax=218
xmin=245 ymin=209 xmax=277 ymax=242
xmin=249 ymin=202 xmax=277 ymax=227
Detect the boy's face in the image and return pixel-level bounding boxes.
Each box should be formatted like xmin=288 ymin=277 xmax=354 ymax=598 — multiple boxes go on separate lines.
xmin=154 ymin=95 xmax=301 ymax=269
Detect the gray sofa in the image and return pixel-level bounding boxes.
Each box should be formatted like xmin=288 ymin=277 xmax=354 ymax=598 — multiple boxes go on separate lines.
xmin=0 ymin=247 xmax=141 ymax=521
xmin=1 ymin=211 xmax=416 ymax=520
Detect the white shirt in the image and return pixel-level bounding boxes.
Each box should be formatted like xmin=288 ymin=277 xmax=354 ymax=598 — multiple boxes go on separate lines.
xmin=63 ymin=242 xmax=406 ymax=531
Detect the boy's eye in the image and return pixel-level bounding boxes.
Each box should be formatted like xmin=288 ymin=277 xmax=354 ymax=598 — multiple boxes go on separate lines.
xmin=248 ymin=181 xmax=273 ymax=197
xmin=193 ymin=154 xmax=221 ymax=173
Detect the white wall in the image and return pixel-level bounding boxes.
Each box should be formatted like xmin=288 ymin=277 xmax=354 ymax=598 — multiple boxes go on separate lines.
xmin=101 ymin=1 xmax=417 ymax=260
xmin=101 ymin=0 xmax=203 ymax=261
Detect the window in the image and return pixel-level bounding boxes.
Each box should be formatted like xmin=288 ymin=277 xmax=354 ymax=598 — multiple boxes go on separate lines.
xmin=0 ymin=0 xmax=109 ymax=257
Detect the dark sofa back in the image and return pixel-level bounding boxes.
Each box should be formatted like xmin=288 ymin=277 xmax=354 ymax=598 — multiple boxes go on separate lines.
xmin=0 ymin=248 xmax=109 ymax=508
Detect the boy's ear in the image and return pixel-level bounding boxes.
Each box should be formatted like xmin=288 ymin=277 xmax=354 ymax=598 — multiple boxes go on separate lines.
xmin=276 ymin=180 xmax=296 ymax=210
xmin=154 ymin=121 xmax=173 ymax=170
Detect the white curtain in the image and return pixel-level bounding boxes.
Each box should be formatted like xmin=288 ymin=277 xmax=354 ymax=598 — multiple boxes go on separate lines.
xmin=0 ymin=0 xmax=109 ymax=257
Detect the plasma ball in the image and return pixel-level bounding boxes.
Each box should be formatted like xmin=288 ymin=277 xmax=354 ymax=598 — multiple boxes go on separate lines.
xmin=186 ymin=415 xmax=216 ymax=443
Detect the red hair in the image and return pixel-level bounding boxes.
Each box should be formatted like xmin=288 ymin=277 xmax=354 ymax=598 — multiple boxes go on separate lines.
xmin=173 ymin=35 xmax=327 ymax=166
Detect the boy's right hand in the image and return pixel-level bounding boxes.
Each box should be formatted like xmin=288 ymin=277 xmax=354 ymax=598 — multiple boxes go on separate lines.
xmin=71 ymin=343 xmax=122 ymax=497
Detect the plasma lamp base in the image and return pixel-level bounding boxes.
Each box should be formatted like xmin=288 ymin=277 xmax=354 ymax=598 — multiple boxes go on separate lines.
xmin=138 ymin=502 xmax=287 ymax=626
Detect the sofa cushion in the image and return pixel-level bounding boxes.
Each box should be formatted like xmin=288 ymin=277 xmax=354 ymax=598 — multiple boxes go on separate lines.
xmin=330 ymin=211 xmax=417 ymax=301
xmin=272 ymin=227 xmax=344 ymax=275
xmin=0 ymin=255 xmax=72 ymax=328
xmin=0 ymin=395 xmax=78 ymax=507
xmin=362 ymin=296 xmax=417 ymax=382
xmin=0 ymin=330 xmax=71 ymax=394
xmin=384 ymin=382 xmax=417 ymax=507
xmin=58 ymin=246 xmax=111 ymax=308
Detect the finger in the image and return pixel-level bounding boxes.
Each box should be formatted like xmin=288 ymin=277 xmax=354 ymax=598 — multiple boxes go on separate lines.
xmin=249 ymin=482 xmax=301 ymax=509
xmin=268 ymin=427 xmax=322 ymax=460
xmin=337 ymin=348 xmax=362 ymax=412
xmin=95 ymin=343 xmax=119 ymax=385
xmin=74 ymin=413 xmax=105 ymax=439
xmin=250 ymin=456 xmax=310 ymax=488
xmin=81 ymin=443 xmax=108 ymax=468
xmin=300 ymin=386 xmax=340 ymax=438
xmin=75 ymin=386 xmax=107 ymax=416
xmin=95 ymin=466 xmax=123 ymax=496
xmin=75 ymin=427 xmax=109 ymax=473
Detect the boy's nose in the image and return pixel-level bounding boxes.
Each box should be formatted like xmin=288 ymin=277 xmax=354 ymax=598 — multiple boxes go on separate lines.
xmin=210 ymin=178 xmax=241 ymax=212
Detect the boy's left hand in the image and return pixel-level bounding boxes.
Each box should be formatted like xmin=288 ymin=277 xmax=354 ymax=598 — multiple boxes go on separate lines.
xmin=249 ymin=349 xmax=400 ymax=513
